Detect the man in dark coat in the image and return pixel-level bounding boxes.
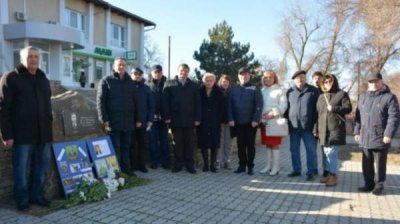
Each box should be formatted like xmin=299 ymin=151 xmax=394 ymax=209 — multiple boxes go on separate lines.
xmin=146 ymin=65 xmax=170 ymax=169
xmin=163 ymin=63 xmax=201 ymax=174
xmin=286 ymin=70 xmax=319 ymax=181
xmin=197 ymin=73 xmax=224 ymax=173
xmin=130 ymin=67 xmax=154 ymax=173
xmin=0 ymin=46 xmax=53 ymax=211
xmin=97 ymin=57 xmax=141 ymax=176
xmin=228 ymin=67 xmax=263 ymax=175
xmin=354 ymin=73 xmax=400 ymax=195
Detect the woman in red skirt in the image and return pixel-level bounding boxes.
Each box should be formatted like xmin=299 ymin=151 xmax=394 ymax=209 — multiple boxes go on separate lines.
xmin=259 ymin=70 xmax=288 ymax=175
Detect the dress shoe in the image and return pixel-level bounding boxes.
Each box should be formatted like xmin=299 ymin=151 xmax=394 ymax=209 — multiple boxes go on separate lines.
xmin=358 ymin=185 xmax=375 ymax=192
xmin=210 ymin=166 xmax=217 ymax=173
xmin=17 ymin=202 xmax=30 ymax=211
xmin=306 ymin=175 xmax=315 ymax=181
xmin=161 ymin=164 xmax=170 ymax=170
xmin=202 ymin=166 xmax=209 ymax=172
xmin=234 ymin=166 xmax=246 ymax=173
xmin=372 ymin=186 xmax=384 ymax=195
xmin=287 ymin=171 xmax=301 ymax=177
xmin=150 ymin=164 xmax=158 ymax=169
xmin=187 ymin=168 xmax=197 ymax=174
xmin=172 ymin=167 xmax=182 ymax=173
xmin=138 ymin=167 xmax=148 ymax=173
xmin=247 ymin=168 xmax=254 ymax=175
xmin=31 ymin=198 xmax=51 ymax=207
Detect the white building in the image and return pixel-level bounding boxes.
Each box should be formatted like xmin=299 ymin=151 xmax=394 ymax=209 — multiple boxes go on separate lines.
xmin=0 ymin=0 xmax=155 ymax=88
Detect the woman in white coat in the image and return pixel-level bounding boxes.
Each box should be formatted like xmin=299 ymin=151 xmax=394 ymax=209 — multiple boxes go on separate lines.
xmin=259 ymin=70 xmax=288 ymax=175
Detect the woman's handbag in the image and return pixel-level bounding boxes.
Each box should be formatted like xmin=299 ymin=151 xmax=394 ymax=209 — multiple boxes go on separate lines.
xmin=265 ymin=117 xmax=289 ymax=137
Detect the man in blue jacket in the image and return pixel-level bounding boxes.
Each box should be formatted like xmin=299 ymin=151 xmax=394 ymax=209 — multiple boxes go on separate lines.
xmin=354 ymin=73 xmax=400 ymax=195
xmin=228 ymin=67 xmax=263 ymax=175
xmin=130 ymin=67 xmax=154 ymax=173
xmin=286 ymin=70 xmax=319 ymax=181
xmin=146 ymin=65 xmax=170 ymax=169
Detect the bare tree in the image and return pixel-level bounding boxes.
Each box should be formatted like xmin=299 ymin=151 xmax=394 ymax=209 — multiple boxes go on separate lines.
xmin=353 ymin=0 xmax=400 ymax=75
xmin=143 ymin=34 xmax=164 ymax=74
xmin=319 ymin=0 xmax=353 ymax=76
xmin=279 ymin=5 xmax=326 ymax=72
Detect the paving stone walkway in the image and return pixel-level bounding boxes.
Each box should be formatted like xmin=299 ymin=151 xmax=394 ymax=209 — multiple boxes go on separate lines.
xmin=1 ymin=137 xmax=399 ymax=224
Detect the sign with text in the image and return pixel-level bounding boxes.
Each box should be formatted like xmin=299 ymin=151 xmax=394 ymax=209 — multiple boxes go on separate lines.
xmin=53 ymin=140 xmax=94 ymax=198
xmin=62 ymin=110 xmax=100 ymax=136
xmin=86 ymin=136 xmax=120 ymax=178
xmin=125 ymin=51 xmax=137 ymax=60
xmin=94 ymin=47 xmax=112 ymax=56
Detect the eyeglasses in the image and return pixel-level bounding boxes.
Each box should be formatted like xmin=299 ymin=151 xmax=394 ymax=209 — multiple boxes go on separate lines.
xmin=324 ymin=80 xmax=333 ymax=84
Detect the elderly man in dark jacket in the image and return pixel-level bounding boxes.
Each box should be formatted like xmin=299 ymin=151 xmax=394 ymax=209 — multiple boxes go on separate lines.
xmin=287 ymin=70 xmax=319 ymax=181
xmin=0 ymin=46 xmax=53 ymax=211
xmin=130 ymin=67 xmax=154 ymax=173
xmin=146 ymin=65 xmax=170 ymax=169
xmin=97 ymin=57 xmax=141 ymax=176
xmin=228 ymin=67 xmax=263 ymax=175
xmin=354 ymin=73 xmax=400 ymax=195
xmin=163 ymin=63 xmax=201 ymax=174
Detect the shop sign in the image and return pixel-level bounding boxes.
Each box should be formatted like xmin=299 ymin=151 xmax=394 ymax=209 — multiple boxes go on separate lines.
xmin=125 ymin=51 xmax=137 ymax=60
xmin=94 ymin=47 xmax=112 ymax=56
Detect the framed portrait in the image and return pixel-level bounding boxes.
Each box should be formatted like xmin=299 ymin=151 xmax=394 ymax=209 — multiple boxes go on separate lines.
xmin=86 ymin=136 xmax=120 ymax=178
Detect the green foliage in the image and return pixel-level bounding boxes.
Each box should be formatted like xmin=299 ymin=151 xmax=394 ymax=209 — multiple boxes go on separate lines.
xmin=50 ymin=175 xmax=150 ymax=211
xmin=193 ymin=20 xmax=260 ymax=83
xmin=117 ymin=172 xmax=151 ymax=190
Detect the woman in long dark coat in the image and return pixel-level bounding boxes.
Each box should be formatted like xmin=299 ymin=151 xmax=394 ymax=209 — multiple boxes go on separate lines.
xmin=315 ymin=74 xmax=352 ymax=186
xmin=197 ymin=73 xmax=224 ymax=172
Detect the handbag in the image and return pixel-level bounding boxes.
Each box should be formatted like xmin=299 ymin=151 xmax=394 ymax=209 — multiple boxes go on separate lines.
xmin=265 ymin=117 xmax=289 ymax=137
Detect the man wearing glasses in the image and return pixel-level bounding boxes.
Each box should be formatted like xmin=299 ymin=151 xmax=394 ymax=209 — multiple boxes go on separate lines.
xmin=130 ymin=67 xmax=154 ymax=173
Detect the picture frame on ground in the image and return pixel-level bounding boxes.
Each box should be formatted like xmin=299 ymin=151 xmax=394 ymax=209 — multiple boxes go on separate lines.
xmin=86 ymin=136 xmax=120 ymax=178
xmin=53 ymin=140 xmax=94 ymax=198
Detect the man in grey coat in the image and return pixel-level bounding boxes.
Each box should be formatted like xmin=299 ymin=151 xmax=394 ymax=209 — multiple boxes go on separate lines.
xmin=354 ymin=73 xmax=400 ymax=195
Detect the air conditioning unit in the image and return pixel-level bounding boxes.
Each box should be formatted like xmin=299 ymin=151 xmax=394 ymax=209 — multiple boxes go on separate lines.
xmin=15 ymin=12 xmax=27 ymax=21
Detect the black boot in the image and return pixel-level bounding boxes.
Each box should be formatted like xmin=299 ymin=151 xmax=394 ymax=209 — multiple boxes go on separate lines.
xmin=201 ymin=149 xmax=209 ymax=172
xmin=210 ymin=148 xmax=217 ymax=173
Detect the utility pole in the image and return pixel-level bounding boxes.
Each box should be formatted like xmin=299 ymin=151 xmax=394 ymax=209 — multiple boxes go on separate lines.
xmin=168 ymin=36 xmax=171 ymax=80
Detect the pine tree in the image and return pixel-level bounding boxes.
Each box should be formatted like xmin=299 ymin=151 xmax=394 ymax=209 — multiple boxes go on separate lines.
xmin=193 ymin=20 xmax=260 ymax=82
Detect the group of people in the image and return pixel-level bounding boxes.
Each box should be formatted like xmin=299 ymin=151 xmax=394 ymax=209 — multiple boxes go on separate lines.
xmin=97 ymin=56 xmax=400 ymax=195
xmin=0 ymin=47 xmax=399 ymax=212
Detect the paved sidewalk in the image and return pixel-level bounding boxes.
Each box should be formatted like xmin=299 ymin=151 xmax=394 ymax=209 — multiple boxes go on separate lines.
xmin=1 ymin=137 xmax=400 ymax=224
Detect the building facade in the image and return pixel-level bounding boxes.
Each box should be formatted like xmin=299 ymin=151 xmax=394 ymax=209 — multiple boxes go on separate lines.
xmin=0 ymin=0 xmax=155 ymax=88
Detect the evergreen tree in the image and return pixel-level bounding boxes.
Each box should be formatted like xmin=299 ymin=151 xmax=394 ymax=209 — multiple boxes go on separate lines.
xmin=193 ymin=20 xmax=260 ymax=82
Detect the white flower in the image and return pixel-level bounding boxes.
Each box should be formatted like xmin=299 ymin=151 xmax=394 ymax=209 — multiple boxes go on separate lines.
xmin=118 ymin=177 xmax=125 ymax=186
xmin=107 ymin=190 xmax=111 ymax=199
xmin=79 ymin=191 xmax=87 ymax=201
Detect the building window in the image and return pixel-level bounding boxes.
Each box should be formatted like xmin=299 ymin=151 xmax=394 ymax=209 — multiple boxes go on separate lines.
xmin=96 ymin=61 xmax=104 ymax=80
xmin=63 ymin=50 xmax=72 ymax=77
xmin=65 ymin=8 xmax=86 ymax=38
xmin=111 ymin=23 xmax=125 ymax=48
